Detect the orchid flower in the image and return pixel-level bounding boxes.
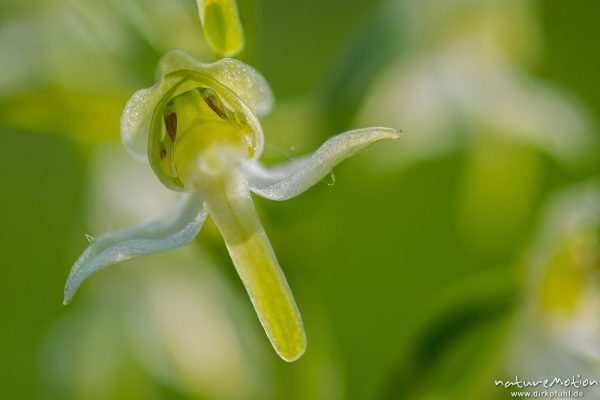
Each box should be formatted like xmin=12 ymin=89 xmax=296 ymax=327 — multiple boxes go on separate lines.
xmin=63 ymin=49 xmax=401 ymax=361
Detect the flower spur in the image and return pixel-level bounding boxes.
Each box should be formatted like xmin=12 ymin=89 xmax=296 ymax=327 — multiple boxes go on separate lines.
xmin=63 ymin=49 xmax=401 ymax=362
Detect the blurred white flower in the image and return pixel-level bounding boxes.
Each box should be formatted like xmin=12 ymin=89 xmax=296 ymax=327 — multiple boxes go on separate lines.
xmin=359 ymin=22 xmax=596 ymax=168
xmin=506 ymin=182 xmax=600 ymax=388
xmin=358 ymin=0 xmax=597 ymax=248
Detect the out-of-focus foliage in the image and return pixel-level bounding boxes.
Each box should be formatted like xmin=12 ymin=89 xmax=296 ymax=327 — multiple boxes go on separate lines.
xmin=0 ymin=0 xmax=208 ymax=144
xmin=1 ymin=0 xmax=599 ymax=399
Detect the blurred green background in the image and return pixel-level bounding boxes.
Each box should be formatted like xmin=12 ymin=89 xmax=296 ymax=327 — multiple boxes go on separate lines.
xmin=1 ymin=0 xmax=599 ymax=399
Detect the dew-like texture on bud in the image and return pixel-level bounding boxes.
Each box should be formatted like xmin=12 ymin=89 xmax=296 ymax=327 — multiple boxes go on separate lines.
xmin=204 ymin=59 xmax=274 ymax=116
xmin=121 ymin=87 xmax=159 ymax=160
xmin=158 ymin=51 xmax=273 ymax=116
xmin=197 ymin=0 xmax=244 ymax=56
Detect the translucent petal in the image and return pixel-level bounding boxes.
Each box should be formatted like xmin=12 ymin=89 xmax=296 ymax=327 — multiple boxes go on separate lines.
xmin=204 ymin=59 xmax=274 ymax=116
xmin=121 ymin=50 xmax=270 ymax=161
xmin=63 ymin=194 xmax=206 ymax=304
xmin=247 ymin=127 xmax=402 ymax=200
xmin=159 ymin=50 xmax=273 ymax=116
xmin=197 ymin=162 xmax=306 ymax=361
xmin=121 ymin=86 xmax=162 ymax=160
xmin=197 ymin=0 xmax=244 ymax=57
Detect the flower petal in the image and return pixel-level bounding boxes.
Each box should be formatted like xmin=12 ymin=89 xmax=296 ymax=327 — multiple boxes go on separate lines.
xmin=196 ymin=0 xmax=244 ymax=57
xmin=203 ymin=58 xmax=274 ymax=116
xmin=63 ymin=194 xmax=206 ymax=305
xmin=159 ymin=50 xmax=273 ymax=116
xmin=121 ymin=86 xmax=161 ymax=160
xmin=247 ymin=127 xmax=402 ymax=200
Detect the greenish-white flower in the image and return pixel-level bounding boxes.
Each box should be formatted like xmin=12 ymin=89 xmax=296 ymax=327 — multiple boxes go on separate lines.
xmin=63 ymin=49 xmax=401 ymax=361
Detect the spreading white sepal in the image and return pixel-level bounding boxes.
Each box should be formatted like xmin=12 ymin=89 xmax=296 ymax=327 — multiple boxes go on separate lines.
xmin=247 ymin=127 xmax=402 ymax=201
xmin=63 ymin=193 xmax=207 ymax=304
